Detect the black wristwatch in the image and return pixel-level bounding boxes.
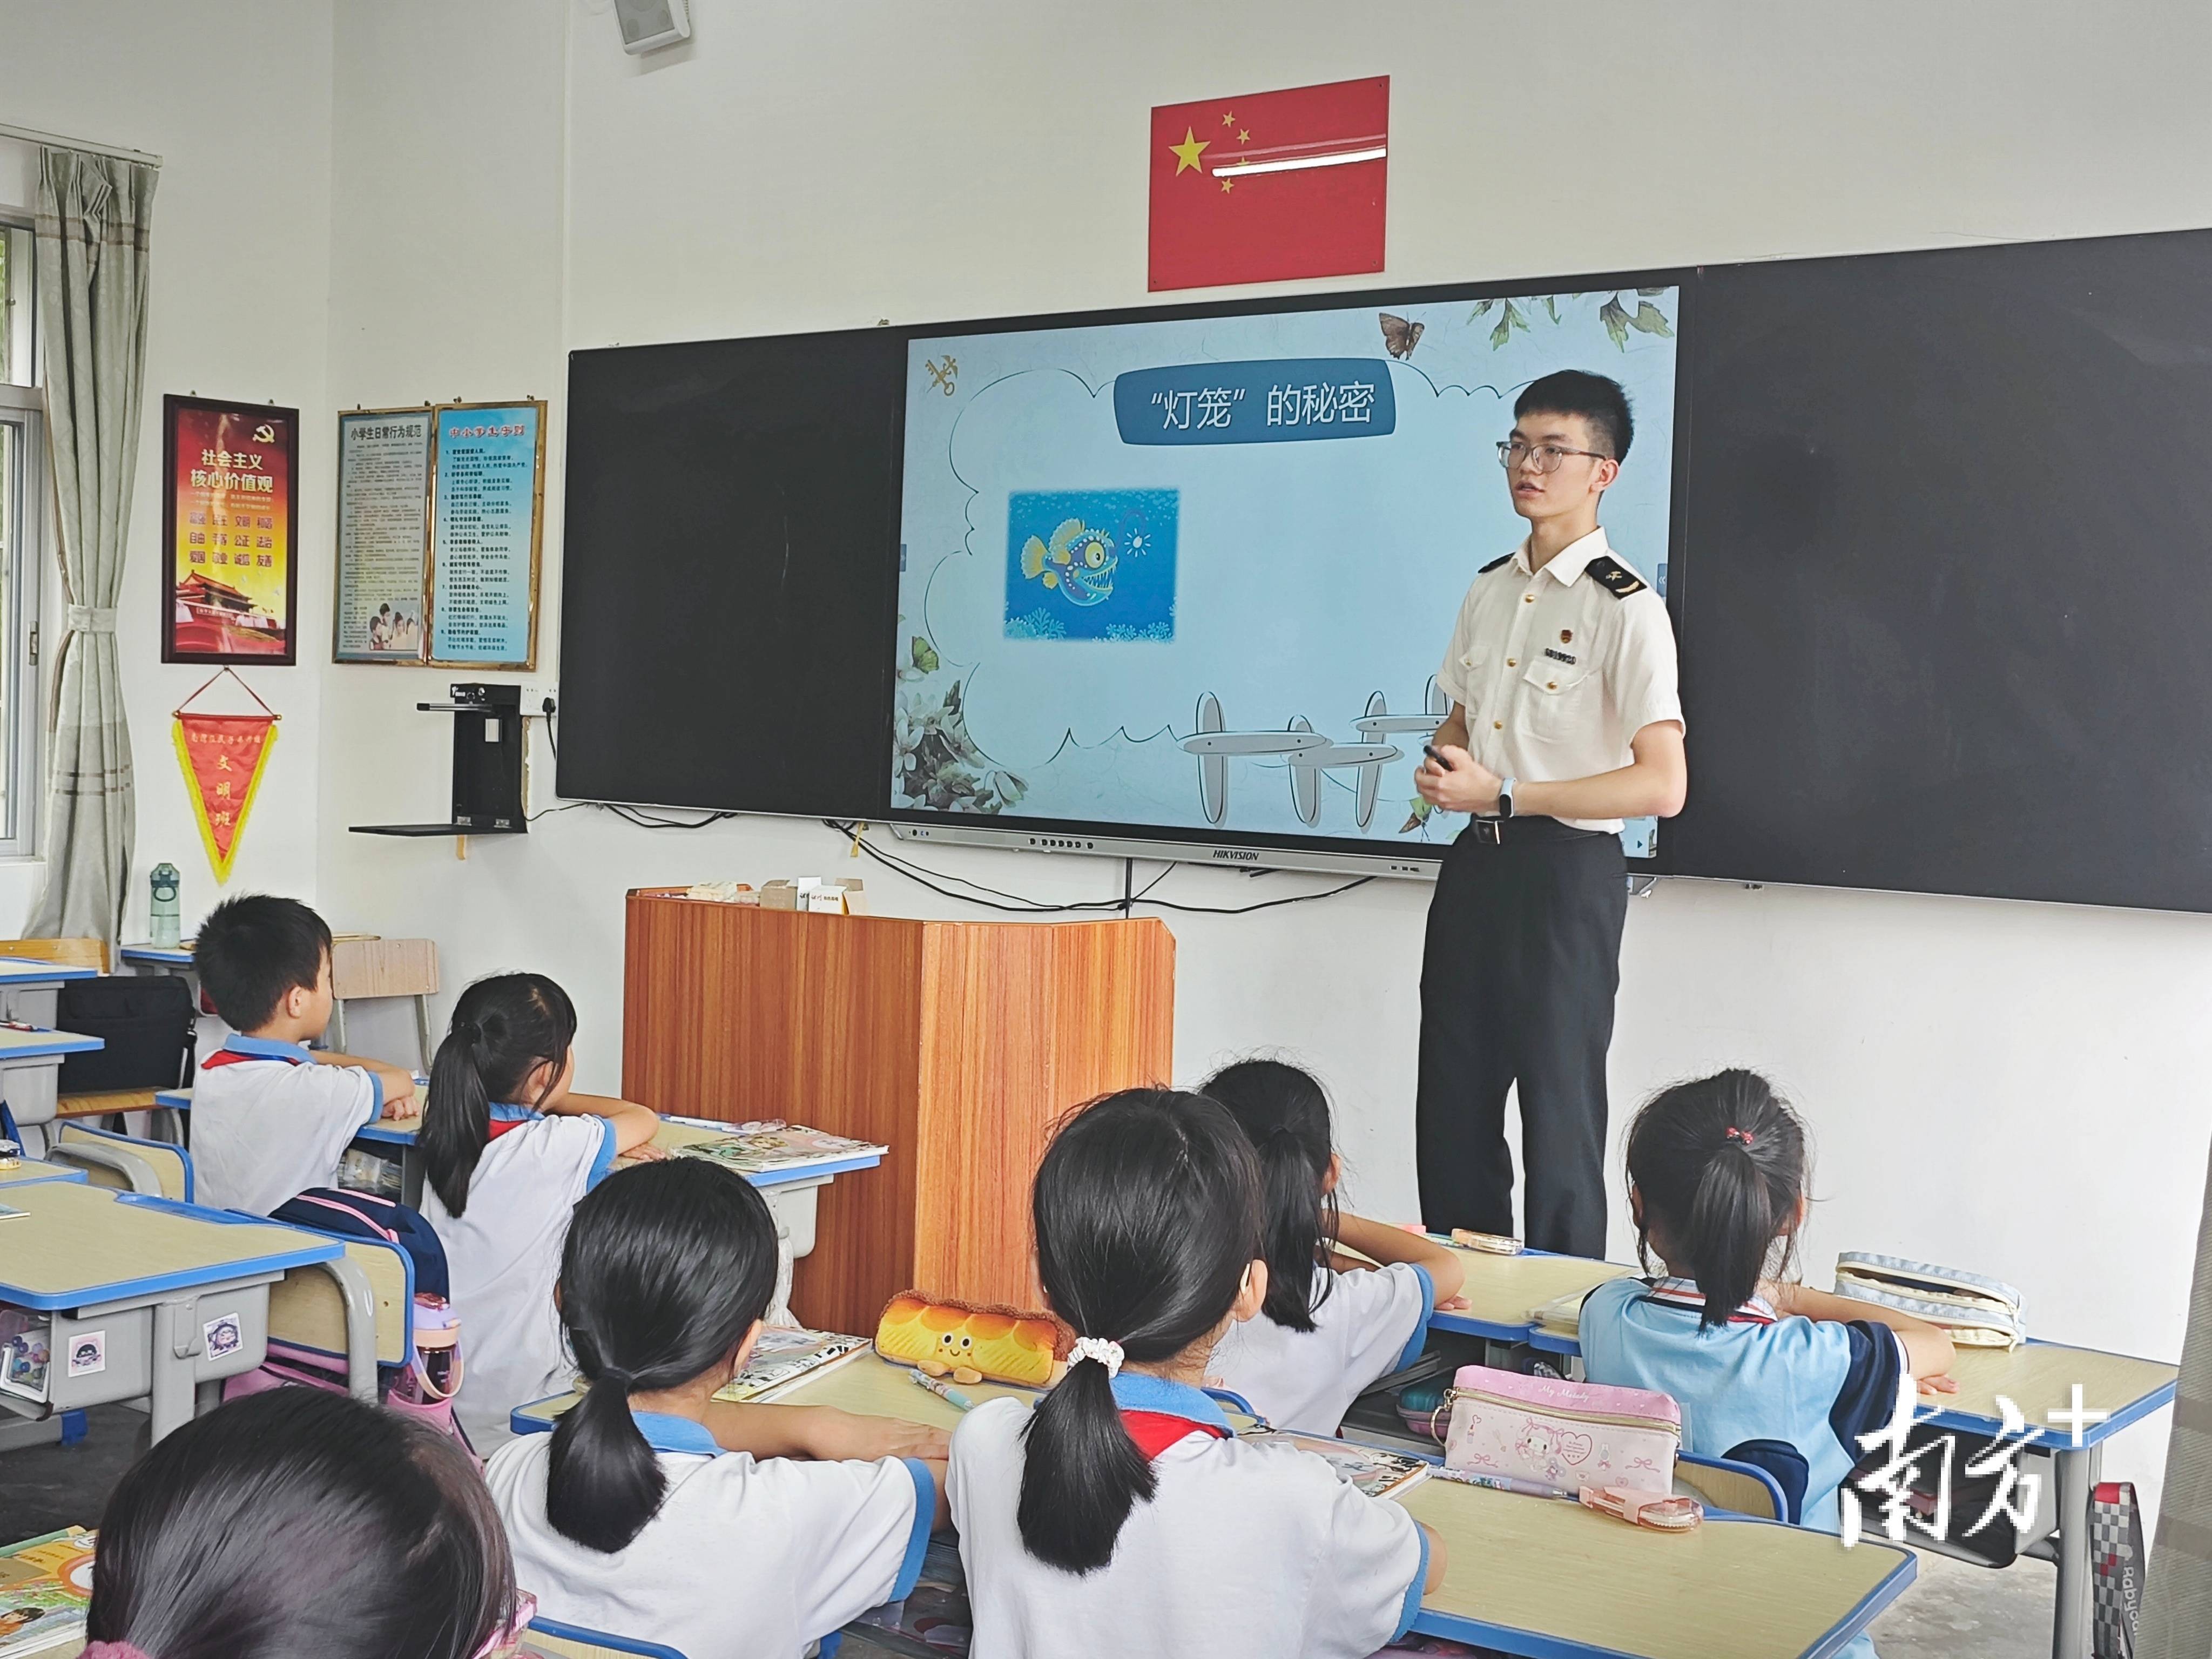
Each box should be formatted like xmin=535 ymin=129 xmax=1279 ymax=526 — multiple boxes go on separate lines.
xmin=1496 ymin=776 xmax=1517 ymax=819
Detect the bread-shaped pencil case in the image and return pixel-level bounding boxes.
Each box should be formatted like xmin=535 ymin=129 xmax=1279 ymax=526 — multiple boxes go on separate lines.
xmin=873 ymin=1291 xmax=1067 ymax=1387
xmin=1833 ymin=1253 xmax=2025 ymax=1348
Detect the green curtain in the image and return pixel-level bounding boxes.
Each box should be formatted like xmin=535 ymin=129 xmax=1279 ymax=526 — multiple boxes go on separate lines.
xmin=25 ymin=147 xmax=157 ymax=942
xmin=2144 ymin=1131 xmax=2212 ymax=1656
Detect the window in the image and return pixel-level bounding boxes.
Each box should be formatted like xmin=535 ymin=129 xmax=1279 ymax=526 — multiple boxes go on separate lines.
xmin=0 ymin=216 xmax=43 ymax=856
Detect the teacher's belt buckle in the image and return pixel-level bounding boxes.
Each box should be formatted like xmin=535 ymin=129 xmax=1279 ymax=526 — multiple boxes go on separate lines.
xmin=1470 ymin=817 xmax=1506 ymax=844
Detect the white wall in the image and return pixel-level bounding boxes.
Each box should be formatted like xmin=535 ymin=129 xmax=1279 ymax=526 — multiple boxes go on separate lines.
xmin=14 ymin=0 xmax=2207 ymax=1512
xmin=0 ymin=0 xmax=333 ymax=934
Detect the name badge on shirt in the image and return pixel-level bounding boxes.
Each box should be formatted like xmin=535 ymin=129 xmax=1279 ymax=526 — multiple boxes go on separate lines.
xmin=1543 ymin=646 xmax=1577 ymax=665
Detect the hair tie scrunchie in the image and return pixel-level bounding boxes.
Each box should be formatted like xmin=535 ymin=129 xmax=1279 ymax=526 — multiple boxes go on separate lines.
xmin=84 ymin=1644 xmax=158 ymax=1659
xmin=1069 ymin=1336 xmax=1124 ymax=1378
xmin=1724 ymin=1125 xmax=1756 ymax=1148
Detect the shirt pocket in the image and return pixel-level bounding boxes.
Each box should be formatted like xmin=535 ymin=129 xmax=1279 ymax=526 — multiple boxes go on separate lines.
xmin=1521 ymin=653 xmax=1596 ymax=741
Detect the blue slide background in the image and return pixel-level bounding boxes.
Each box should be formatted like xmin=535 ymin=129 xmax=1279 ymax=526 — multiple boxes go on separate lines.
xmin=894 ymin=291 xmax=1679 ymax=849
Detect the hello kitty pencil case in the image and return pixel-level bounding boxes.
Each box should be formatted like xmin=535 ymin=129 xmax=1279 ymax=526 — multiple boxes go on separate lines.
xmin=1439 ymin=1364 xmax=1681 ymax=1500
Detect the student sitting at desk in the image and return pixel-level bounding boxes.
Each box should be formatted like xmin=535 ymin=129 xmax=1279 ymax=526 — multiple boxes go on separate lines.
xmin=1203 ymin=1060 xmax=1464 ymax=1434
xmin=421 ymin=972 xmax=662 ymax=1446
xmin=950 ymin=1089 xmax=1443 ymax=1659
xmin=82 ymin=1387 xmax=525 ymax=1659
xmin=1578 ymin=1070 xmax=1956 ymax=1659
xmin=191 ymin=894 xmax=419 ymax=1216
xmin=489 ymin=1159 xmax=947 ymax=1659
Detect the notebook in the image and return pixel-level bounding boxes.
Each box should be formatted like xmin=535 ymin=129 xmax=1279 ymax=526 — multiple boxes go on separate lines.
xmin=710 ymin=1327 xmax=870 ymax=1403
xmin=1245 ymin=1432 xmax=1432 ymax=1502
xmin=672 ymin=1122 xmax=889 ymax=1175
xmin=0 ymin=1527 xmax=94 ymax=1658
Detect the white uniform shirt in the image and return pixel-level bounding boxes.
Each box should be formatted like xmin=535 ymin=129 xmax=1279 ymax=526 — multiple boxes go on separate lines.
xmin=950 ymin=1373 xmax=1426 ymax=1659
xmin=1208 ymin=1262 xmax=1434 ymax=1434
xmin=190 ymin=1035 xmax=382 ymax=1216
xmin=424 ymin=1107 xmax=616 ymax=1446
xmin=488 ymin=1411 xmax=933 ymax=1659
xmin=1437 ymin=527 xmax=1683 ymax=831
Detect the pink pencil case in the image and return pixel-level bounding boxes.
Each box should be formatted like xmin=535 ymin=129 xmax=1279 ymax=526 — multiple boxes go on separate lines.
xmin=1438 ymin=1364 xmax=1681 ymax=1499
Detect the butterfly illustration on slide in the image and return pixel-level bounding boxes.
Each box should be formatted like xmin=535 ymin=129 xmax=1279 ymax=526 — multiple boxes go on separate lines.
xmin=1379 ymin=313 xmax=1424 ymax=360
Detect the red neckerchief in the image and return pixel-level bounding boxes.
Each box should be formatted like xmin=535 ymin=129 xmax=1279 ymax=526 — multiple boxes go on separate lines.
xmin=1120 ymin=1411 xmax=1231 ymax=1459
xmin=199 ymin=1047 xmax=307 ymax=1070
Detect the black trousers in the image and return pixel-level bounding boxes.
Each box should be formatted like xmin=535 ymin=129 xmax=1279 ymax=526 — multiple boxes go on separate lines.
xmin=1416 ymin=818 xmax=1627 ymax=1258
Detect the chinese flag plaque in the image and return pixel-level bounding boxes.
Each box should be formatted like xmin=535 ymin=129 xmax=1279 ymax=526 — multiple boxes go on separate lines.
xmin=175 ymin=713 xmax=279 ymax=882
xmin=1148 ymin=77 xmax=1390 ymax=291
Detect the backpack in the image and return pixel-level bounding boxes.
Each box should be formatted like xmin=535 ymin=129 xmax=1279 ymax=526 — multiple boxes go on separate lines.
xmin=274 ymin=1188 xmax=450 ymax=1298
xmin=54 ymin=975 xmax=197 ymax=1093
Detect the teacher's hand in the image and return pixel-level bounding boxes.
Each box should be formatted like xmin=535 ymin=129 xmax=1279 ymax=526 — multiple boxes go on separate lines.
xmin=1415 ymin=745 xmax=1499 ymax=815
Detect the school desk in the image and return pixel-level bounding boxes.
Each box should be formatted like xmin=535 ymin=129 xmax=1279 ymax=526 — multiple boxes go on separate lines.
xmin=0 ymin=955 xmax=98 ymax=1028
xmin=0 ymin=1158 xmax=87 ymax=1188
xmin=0 ymin=1183 xmax=342 ymax=1440
xmin=0 ymin=1027 xmax=105 ymax=1156
xmin=1427 ymin=1242 xmax=1636 ymax=1344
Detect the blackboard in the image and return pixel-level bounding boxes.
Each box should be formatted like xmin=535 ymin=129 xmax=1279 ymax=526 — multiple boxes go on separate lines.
xmin=1669 ymin=230 xmax=2212 ymax=911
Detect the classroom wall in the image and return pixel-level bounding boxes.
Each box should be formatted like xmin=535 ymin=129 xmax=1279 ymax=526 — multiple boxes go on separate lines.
xmin=0 ymin=0 xmax=334 ymax=934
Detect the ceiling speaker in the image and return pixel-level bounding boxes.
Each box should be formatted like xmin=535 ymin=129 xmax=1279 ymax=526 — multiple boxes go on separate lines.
xmin=614 ymin=0 xmax=691 ymax=54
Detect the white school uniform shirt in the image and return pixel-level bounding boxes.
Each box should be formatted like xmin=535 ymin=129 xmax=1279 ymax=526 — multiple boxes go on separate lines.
xmin=1208 ymin=1260 xmax=1434 ymax=1434
xmin=950 ymin=1372 xmax=1427 ymax=1659
xmin=189 ymin=1034 xmax=383 ymax=1216
xmin=424 ymin=1105 xmax=617 ymax=1446
xmin=488 ymin=1410 xmax=934 ymax=1659
xmin=1436 ymin=527 xmax=1683 ymax=832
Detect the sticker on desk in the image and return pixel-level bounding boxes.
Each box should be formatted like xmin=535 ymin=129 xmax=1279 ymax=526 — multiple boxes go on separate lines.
xmin=204 ymin=1312 xmax=242 ymax=1359
xmin=68 ymin=1329 xmax=106 ymax=1377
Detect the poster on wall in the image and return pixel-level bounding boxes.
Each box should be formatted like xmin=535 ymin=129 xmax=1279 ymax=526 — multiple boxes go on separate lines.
xmin=331 ymin=399 xmax=544 ymax=669
xmin=161 ymin=396 xmax=299 ymax=664
xmin=333 ymin=408 xmax=432 ymax=662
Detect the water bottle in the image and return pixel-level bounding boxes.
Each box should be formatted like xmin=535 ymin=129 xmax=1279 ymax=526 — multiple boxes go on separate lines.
xmin=149 ymin=862 xmax=182 ymax=948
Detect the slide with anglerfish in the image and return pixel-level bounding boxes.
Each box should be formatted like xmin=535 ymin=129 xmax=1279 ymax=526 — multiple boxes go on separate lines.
xmin=892 ymin=288 xmax=1680 ymax=852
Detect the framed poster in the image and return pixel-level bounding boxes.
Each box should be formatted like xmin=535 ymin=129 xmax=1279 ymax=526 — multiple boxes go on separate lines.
xmin=333 ymin=408 xmax=432 ymax=663
xmin=161 ymin=395 xmax=299 ymax=664
xmin=427 ymin=400 xmax=544 ymax=669
xmin=331 ymin=399 xmax=545 ymax=669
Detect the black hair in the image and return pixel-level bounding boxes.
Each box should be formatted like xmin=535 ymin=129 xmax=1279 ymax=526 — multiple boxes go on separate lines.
xmin=422 ymin=972 xmax=577 ymax=1217
xmin=1514 ymin=369 xmax=1634 ymax=463
xmin=1202 ymin=1058 xmax=1337 ymax=1333
xmin=1624 ymin=1069 xmax=1809 ymax=1329
xmin=1019 ymin=1089 xmax=1262 ymax=1574
xmin=548 ymin=1159 xmax=780 ymax=1553
xmin=86 ymin=1388 xmax=516 ymax=1659
xmin=194 ymin=893 xmax=332 ymax=1032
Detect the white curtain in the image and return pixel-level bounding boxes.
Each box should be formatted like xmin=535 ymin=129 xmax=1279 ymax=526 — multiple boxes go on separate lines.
xmin=25 ymin=147 xmax=157 ymax=942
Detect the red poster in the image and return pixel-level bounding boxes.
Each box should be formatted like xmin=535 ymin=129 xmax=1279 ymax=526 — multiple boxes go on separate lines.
xmin=1148 ymin=77 xmax=1390 ymax=292
xmin=161 ymin=396 xmax=299 ymax=663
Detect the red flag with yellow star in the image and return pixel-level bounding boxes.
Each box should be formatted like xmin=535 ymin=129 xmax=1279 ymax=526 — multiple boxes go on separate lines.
xmin=1149 ymin=77 xmax=1389 ymax=291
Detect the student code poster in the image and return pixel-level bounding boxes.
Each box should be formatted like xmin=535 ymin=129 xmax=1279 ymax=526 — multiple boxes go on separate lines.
xmin=892 ymin=289 xmax=1680 ymax=849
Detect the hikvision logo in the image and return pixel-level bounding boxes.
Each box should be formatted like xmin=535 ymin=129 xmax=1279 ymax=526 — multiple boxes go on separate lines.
xmin=1212 ymin=848 xmax=1259 ymax=861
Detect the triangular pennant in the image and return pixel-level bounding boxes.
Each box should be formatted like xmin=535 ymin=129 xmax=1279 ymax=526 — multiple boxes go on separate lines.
xmin=173 ymin=713 xmax=279 ymax=882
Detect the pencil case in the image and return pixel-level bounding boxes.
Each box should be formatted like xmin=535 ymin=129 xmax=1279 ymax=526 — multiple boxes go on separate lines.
xmin=874 ymin=1291 xmax=1067 ymax=1387
xmin=1438 ymin=1364 xmax=1680 ymax=1499
xmin=1833 ymin=1253 xmax=2026 ymax=1348
xmin=1449 ymin=1228 xmax=1523 ymax=1256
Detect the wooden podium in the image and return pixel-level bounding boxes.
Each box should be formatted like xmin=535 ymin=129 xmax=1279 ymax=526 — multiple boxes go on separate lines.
xmin=622 ymin=891 xmax=1175 ymax=1335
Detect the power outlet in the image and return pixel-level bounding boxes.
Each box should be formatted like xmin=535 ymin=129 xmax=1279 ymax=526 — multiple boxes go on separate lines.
xmin=518 ymin=681 xmax=559 ymax=718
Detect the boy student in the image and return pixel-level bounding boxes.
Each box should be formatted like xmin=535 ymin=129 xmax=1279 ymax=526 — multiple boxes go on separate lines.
xmin=1414 ymin=370 xmax=1687 ymax=1258
xmin=191 ymin=894 xmax=419 ymax=1215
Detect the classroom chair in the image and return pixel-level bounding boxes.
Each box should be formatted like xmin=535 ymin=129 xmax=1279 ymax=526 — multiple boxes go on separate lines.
xmin=0 ymin=936 xmax=109 ymax=973
xmin=258 ymin=1227 xmax=415 ymax=1405
xmin=46 ymin=1121 xmax=193 ymax=1201
xmin=1675 ymin=1449 xmax=1789 ymax=1522
xmin=522 ymin=1616 xmax=690 ymax=1659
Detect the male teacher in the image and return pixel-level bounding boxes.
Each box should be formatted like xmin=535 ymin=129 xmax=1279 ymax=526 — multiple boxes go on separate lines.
xmin=1414 ymin=370 xmax=1686 ymax=1258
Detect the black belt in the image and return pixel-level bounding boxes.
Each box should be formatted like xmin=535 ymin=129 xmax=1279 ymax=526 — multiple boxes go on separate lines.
xmin=1459 ymin=815 xmax=1610 ymax=846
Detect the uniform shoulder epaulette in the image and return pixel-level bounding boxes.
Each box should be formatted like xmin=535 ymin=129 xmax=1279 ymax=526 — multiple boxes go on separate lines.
xmin=1585 ymin=554 xmax=1647 ymax=598
xmin=1477 ymin=554 xmax=1514 ymax=574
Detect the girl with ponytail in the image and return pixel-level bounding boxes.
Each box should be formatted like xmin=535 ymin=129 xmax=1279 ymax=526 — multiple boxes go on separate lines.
xmin=485 ymin=1160 xmax=947 ymax=1659
xmin=949 ymin=1089 xmax=1442 ymax=1659
xmin=1202 ymin=1059 xmax=1465 ymax=1434
xmin=420 ymin=973 xmax=662 ymax=1446
xmin=1580 ymin=1069 xmax=1956 ymax=1552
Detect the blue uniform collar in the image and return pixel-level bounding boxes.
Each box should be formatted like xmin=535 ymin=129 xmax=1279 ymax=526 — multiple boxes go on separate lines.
xmin=224 ymin=1034 xmax=313 ymax=1065
xmin=489 ymin=1103 xmax=542 ymax=1123
xmin=630 ymin=1410 xmax=720 ymax=1455
xmin=1108 ymin=1371 xmax=1233 ymax=1433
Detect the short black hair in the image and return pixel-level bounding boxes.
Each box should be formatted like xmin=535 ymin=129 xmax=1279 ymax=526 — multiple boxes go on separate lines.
xmin=1515 ymin=370 xmax=1634 ymax=462
xmin=195 ymin=893 xmax=332 ymax=1030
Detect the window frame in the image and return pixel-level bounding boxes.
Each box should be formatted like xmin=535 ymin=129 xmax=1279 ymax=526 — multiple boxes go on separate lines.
xmin=0 ymin=210 xmax=46 ymax=857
